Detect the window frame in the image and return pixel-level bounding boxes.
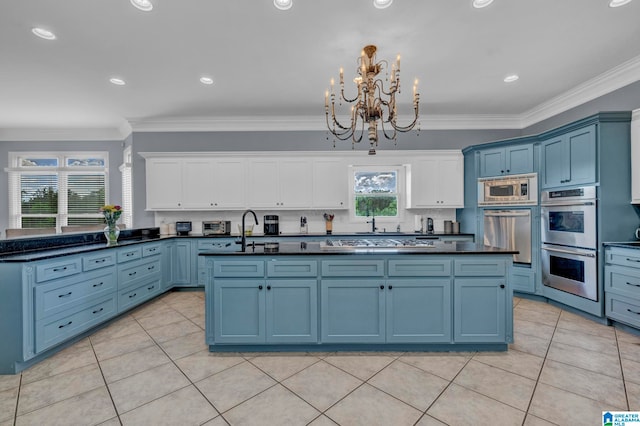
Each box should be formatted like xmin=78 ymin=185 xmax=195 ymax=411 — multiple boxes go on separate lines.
xmin=7 ymin=151 xmax=110 ymax=232
xmin=348 ymin=164 xmax=406 ymax=226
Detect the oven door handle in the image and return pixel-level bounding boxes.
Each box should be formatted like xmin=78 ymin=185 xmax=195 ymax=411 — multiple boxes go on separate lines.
xmin=541 ymin=246 xmax=596 ymax=258
xmin=541 ymin=201 xmax=595 ymax=207
xmin=484 ymin=211 xmax=531 ymax=217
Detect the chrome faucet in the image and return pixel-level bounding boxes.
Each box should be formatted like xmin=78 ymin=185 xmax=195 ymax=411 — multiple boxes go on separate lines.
xmin=240 ymin=209 xmax=259 ymax=252
xmin=366 ymin=215 xmax=377 ymax=233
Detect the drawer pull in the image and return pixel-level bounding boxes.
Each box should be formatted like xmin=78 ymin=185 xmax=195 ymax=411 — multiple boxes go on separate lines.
xmin=53 ymin=266 xmax=68 ymax=272
xmin=626 ymin=258 xmax=640 ymax=263
xmin=58 ymin=321 xmax=73 ymax=329
xmin=626 ymin=282 xmax=640 ymax=288
xmin=148 ymin=248 xmax=156 ymax=252
xmin=627 ymin=308 xmax=640 ymax=315
xmin=147 ymin=285 xmax=155 ymax=290
xmin=129 ymin=293 xmax=137 ymax=298
xmin=126 ymin=252 xmax=135 ymax=257
xmin=94 ymin=259 xmax=107 ymax=264
xmin=58 ymin=292 xmax=72 ymax=298
xmin=93 ymin=282 xmax=104 ymax=288
xmin=92 ymin=308 xmax=104 ymax=314
xmin=129 ymin=271 xmax=137 ymax=277
xmin=147 ymin=266 xmax=155 ymax=271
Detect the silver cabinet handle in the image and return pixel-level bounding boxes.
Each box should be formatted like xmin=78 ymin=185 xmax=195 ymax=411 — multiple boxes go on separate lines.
xmin=541 ymin=246 xmax=596 ymax=258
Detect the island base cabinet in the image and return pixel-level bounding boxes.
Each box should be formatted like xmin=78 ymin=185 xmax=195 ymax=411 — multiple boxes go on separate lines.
xmin=211 ymin=279 xmax=318 ymax=344
xmin=454 ymin=278 xmax=506 ymax=343
xmin=386 ymin=279 xmax=452 ymax=343
xmin=321 ymin=280 xmax=385 ymax=343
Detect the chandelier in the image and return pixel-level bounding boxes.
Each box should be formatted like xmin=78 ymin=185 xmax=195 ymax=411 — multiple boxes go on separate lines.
xmin=324 ymin=45 xmax=420 ymax=155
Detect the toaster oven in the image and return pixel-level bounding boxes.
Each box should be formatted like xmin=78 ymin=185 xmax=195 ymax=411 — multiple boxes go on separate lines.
xmin=203 ymin=220 xmax=231 ymax=235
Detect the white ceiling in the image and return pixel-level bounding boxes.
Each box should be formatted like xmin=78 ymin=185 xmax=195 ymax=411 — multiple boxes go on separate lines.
xmin=1 ymin=0 xmax=640 ymax=141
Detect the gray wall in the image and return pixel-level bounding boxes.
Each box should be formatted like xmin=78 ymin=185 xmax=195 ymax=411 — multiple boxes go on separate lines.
xmin=0 ymin=140 xmax=125 ymax=236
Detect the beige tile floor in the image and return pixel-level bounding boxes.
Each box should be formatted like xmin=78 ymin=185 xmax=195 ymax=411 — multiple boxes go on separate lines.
xmin=1 ymin=291 xmax=639 ymax=426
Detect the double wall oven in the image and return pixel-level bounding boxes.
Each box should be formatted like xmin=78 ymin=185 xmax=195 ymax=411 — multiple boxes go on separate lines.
xmin=540 ymin=186 xmax=597 ymax=301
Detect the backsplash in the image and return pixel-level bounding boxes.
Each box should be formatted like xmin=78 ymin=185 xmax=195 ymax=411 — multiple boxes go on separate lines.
xmin=154 ymin=209 xmax=458 ymax=235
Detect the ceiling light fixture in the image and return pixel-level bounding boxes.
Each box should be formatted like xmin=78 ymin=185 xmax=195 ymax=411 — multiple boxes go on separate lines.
xmin=199 ymin=76 xmax=214 ymax=85
xmin=373 ymin=0 xmax=393 ymax=9
xmin=31 ymin=27 xmax=56 ymax=40
xmin=130 ymin=0 xmax=153 ymax=12
xmin=609 ymin=0 xmax=632 ymax=7
xmin=504 ymin=74 xmax=519 ymax=83
xmin=472 ymin=0 xmax=494 ymax=8
xmin=325 ymin=45 xmax=420 ymax=155
xmin=273 ymin=0 xmax=292 ymax=10
xmin=109 ymin=78 xmax=126 ymax=86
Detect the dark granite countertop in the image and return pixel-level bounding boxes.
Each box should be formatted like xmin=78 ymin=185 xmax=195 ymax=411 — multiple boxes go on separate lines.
xmin=199 ymin=241 xmax=516 ymax=256
xmin=603 ymin=241 xmax=640 ymax=249
xmin=166 ymin=232 xmax=474 ymax=239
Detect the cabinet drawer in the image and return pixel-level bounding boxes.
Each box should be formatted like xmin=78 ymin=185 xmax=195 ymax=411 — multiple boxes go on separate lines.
xmin=321 ymin=260 xmax=385 ymax=277
xmin=118 ymin=278 xmax=162 ymax=312
xmin=606 ymin=293 xmax=640 ymax=329
xmin=605 ymin=265 xmax=640 ymax=299
xmin=142 ymin=243 xmax=162 ymax=257
xmin=388 ymin=259 xmax=451 ymax=277
xmin=83 ymin=251 xmax=117 ymax=272
xmin=35 ymin=295 xmax=116 ymax=353
xmin=213 ymin=260 xmax=264 ymax=277
xmin=118 ymin=258 xmax=161 ymax=289
xmin=197 ymin=239 xmax=236 ymax=252
xmin=267 ymin=260 xmax=318 ymax=277
xmin=35 ymin=267 xmax=117 ymax=320
xmin=454 ymin=258 xmax=506 ymax=277
xmin=606 ymin=248 xmax=640 ymax=269
xmin=36 ymin=257 xmax=82 ymax=283
xmin=117 ymin=246 xmax=142 ymax=263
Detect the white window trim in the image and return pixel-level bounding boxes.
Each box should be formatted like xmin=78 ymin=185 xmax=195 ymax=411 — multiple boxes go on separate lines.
xmin=120 ymin=146 xmax=133 ymax=229
xmin=348 ymin=164 xmax=406 ymax=226
xmin=6 ymin=151 xmax=110 ymax=232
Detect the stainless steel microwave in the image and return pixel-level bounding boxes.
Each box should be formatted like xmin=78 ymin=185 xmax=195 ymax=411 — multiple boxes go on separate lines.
xmin=478 ymin=173 xmax=538 ymax=206
xmin=202 ymin=220 xmax=231 ymax=235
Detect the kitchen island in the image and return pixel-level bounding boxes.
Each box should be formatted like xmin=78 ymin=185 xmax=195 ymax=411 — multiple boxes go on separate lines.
xmin=201 ymin=241 xmax=517 ymax=353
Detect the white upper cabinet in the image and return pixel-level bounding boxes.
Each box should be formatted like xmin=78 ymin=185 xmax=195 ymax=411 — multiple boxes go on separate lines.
xmin=407 ymin=152 xmax=464 ymax=208
xmin=146 ymin=158 xmax=183 ymax=209
xmin=246 ymin=158 xmax=313 ymax=209
xmin=632 ymin=111 xmax=640 ymax=204
xmin=312 ymin=159 xmax=348 ymax=209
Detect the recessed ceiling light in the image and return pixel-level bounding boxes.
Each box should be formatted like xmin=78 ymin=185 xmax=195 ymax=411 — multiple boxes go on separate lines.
xmin=109 ymin=78 xmax=126 ymax=86
xmin=273 ymin=0 xmax=292 ymax=10
xmin=32 ymin=27 xmax=56 ymax=40
xmin=504 ymin=74 xmax=519 ymax=83
xmin=609 ymin=0 xmax=632 ymax=7
xmin=472 ymin=0 xmax=494 ymax=8
xmin=200 ymin=77 xmax=214 ymax=85
xmin=373 ymin=0 xmax=393 ymax=9
xmin=130 ymin=0 xmax=153 ymax=12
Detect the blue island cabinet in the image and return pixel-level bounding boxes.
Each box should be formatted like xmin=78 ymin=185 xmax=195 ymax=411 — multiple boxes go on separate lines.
xmin=210 ymin=259 xmax=318 ymax=344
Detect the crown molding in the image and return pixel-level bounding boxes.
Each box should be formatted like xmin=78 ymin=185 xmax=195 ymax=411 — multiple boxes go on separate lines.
xmin=0 ymin=124 xmax=131 ymax=142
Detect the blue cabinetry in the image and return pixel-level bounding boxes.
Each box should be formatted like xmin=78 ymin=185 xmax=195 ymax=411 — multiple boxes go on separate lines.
xmin=479 ymin=144 xmax=534 ymax=177
xmin=171 ymin=240 xmax=194 ymax=286
xmin=604 ymin=246 xmax=640 ymax=329
xmin=540 ymin=125 xmax=596 ymax=189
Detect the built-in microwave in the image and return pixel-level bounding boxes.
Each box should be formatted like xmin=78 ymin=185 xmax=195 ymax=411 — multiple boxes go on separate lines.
xmin=478 ymin=173 xmax=538 ymax=206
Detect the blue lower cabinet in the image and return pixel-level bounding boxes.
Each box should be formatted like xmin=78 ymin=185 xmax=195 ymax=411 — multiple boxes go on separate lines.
xmin=118 ymin=278 xmax=162 ymax=312
xmin=213 ymin=279 xmax=266 ymax=344
xmin=386 ymin=279 xmax=451 ymax=343
xmin=321 ymin=280 xmax=386 ymax=343
xmin=454 ymin=278 xmax=506 ymax=343
xmin=266 ymin=280 xmax=318 ymax=343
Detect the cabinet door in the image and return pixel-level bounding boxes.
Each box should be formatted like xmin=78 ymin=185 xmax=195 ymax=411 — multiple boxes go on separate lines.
xmin=479 ymin=148 xmax=505 ymax=177
xmin=410 ymin=158 xmax=440 ymax=207
xmin=386 ymin=279 xmax=451 ymax=343
xmin=279 ymin=159 xmax=313 ymax=208
xmin=212 ymin=159 xmax=247 ymax=209
xmin=266 ymin=280 xmax=318 ymax=343
xmin=321 ymin=279 xmax=385 ymax=343
xmin=146 ymin=159 xmax=183 ymax=209
xmin=454 ymin=278 xmax=506 ymax=342
xmin=312 ymin=159 xmax=348 ymax=209
xmin=541 ymin=136 xmax=567 ymax=189
xmin=567 ymin=125 xmax=596 ymax=186
xmin=182 ymin=159 xmax=216 ymax=209
xmin=247 ymin=159 xmax=279 ymax=208
xmin=505 ymin=145 xmax=534 ymax=175
xmin=438 ymin=157 xmax=464 ymax=207
xmin=632 ymin=116 xmax=640 ymax=203
xmin=213 ymin=280 xmax=266 ymax=343
xmin=171 ymin=241 xmax=193 ymax=286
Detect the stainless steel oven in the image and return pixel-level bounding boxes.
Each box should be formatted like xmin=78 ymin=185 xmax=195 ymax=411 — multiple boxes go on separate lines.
xmin=483 ymin=209 xmax=532 ymax=265
xmin=541 ymin=186 xmax=596 ymax=249
xmin=541 ymin=244 xmax=597 ymax=301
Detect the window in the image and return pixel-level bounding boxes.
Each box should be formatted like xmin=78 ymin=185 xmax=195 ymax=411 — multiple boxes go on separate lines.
xmin=119 ymin=146 xmax=133 ymax=229
xmin=7 ymin=152 xmax=109 ymax=231
xmin=351 ymin=167 xmax=403 ymax=220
